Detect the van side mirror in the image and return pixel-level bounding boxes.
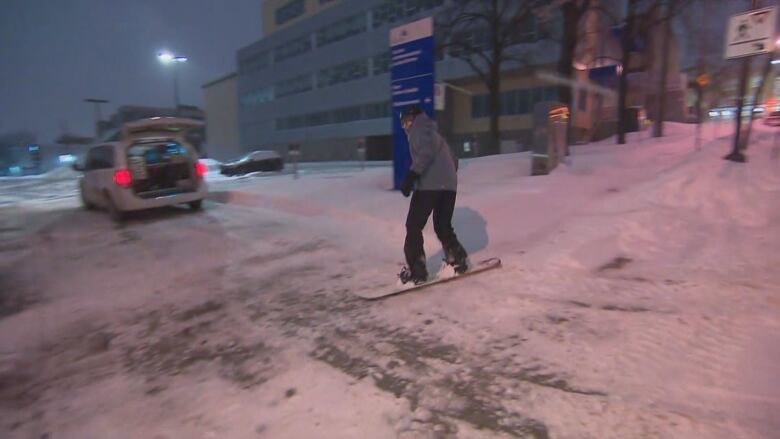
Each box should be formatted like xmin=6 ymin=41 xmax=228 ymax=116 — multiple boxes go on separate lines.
xmin=72 ymin=162 xmax=84 ymax=172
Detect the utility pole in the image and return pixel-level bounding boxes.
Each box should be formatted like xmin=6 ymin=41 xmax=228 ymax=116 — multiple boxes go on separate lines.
xmin=725 ymin=0 xmax=759 ymax=163
xmin=84 ymin=98 xmax=109 ymax=140
xmin=173 ymin=65 xmax=180 ymax=113
xmin=157 ymin=51 xmax=187 ymax=115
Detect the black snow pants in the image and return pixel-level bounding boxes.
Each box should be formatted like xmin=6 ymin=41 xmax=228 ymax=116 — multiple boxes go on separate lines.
xmin=404 ymin=190 xmax=466 ymax=275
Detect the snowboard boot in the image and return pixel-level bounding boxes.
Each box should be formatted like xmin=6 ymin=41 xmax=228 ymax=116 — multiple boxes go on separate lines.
xmin=399 ymin=258 xmax=428 ymax=285
xmin=444 ymin=244 xmax=469 ymax=274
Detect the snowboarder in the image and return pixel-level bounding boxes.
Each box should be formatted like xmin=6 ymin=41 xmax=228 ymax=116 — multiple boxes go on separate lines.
xmin=398 ymin=106 xmax=468 ymax=285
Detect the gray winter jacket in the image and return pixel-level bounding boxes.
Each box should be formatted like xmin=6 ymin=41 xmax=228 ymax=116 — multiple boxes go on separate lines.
xmin=407 ymin=113 xmax=458 ymax=191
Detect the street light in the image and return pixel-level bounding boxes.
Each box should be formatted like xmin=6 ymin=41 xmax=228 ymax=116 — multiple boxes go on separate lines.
xmin=157 ymin=51 xmax=187 ymax=112
xmin=773 ymin=38 xmax=780 ymax=65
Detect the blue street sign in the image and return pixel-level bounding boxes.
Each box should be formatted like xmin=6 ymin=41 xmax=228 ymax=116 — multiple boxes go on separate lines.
xmin=390 ymin=17 xmax=435 ymax=190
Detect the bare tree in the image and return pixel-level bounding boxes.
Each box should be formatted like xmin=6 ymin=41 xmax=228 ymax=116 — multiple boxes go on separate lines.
xmin=652 ymin=0 xmax=695 ymax=137
xmin=437 ymin=0 xmax=540 ymax=155
xmin=608 ymin=0 xmax=693 ymax=144
xmin=678 ymin=0 xmax=735 ymax=145
xmin=547 ymin=0 xmax=595 ymax=114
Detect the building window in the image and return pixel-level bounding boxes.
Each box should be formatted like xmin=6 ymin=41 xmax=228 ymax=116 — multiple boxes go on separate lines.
xmin=239 ymin=50 xmax=270 ymax=75
xmin=472 ymin=86 xmax=558 ymax=119
xmin=371 ymin=0 xmax=444 ymax=28
xmin=501 ymin=91 xmax=517 ymax=115
xmin=364 ymin=101 xmax=391 ymax=119
xmin=306 ymin=111 xmax=331 ymax=127
xmin=516 ymin=89 xmax=530 ymax=114
xmin=509 ymin=15 xmax=537 ymax=44
xmin=372 ymin=51 xmax=390 ymax=75
xmin=578 ymin=89 xmax=587 ymax=111
xmin=276 ymin=101 xmax=390 ymax=130
xmin=531 ymin=88 xmax=544 ymax=105
xmin=275 ymin=0 xmax=305 ymax=26
xmin=240 ymin=86 xmax=274 ymax=107
xmin=316 ymin=13 xmax=367 ymax=48
xmin=448 ymin=28 xmax=489 ymax=59
xmin=333 ymin=105 xmax=363 ymax=123
xmin=317 ymin=58 xmax=369 ymax=88
xmin=274 ymin=34 xmax=312 ymax=62
xmin=471 ymin=95 xmax=488 ymax=119
xmin=275 ymin=74 xmax=312 ymax=98
xmin=544 ymin=86 xmax=558 ymax=102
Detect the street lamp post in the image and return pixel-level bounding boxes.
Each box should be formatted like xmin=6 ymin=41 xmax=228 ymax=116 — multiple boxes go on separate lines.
xmin=157 ymin=51 xmax=187 ymax=113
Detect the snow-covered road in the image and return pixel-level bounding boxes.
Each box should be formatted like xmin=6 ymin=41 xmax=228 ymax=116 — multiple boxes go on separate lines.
xmin=1 ymin=124 xmax=779 ymax=438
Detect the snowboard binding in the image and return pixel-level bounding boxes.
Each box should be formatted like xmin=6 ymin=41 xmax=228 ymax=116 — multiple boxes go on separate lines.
xmin=399 ymin=262 xmax=428 ymax=286
xmin=444 ymin=245 xmax=469 ymax=274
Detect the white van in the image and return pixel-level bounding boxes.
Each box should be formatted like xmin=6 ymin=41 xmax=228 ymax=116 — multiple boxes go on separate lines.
xmin=74 ymin=117 xmax=208 ymax=221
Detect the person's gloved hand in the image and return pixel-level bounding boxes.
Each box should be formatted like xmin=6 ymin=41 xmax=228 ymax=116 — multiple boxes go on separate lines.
xmin=400 ymin=170 xmax=419 ymax=197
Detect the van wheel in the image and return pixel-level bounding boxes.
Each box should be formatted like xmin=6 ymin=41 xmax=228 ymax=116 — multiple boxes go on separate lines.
xmin=188 ymin=200 xmax=203 ymax=211
xmin=80 ymin=183 xmax=95 ymax=210
xmin=105 ymin=193 xmax=126 ymax=222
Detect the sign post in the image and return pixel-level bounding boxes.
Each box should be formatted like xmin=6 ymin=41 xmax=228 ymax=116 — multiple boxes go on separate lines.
xmin=725 ymin=6 xmax=777 ymax=60
xmin=724 ymin=5 xmax=777 ymax=162
xmin=390 ymin=17 xmax=435 ymax=190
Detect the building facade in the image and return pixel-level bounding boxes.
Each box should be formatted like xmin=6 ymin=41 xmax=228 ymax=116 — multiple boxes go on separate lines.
xmin=238 ymin=0 xmax=561 ymax=161
xmin=230 ymin=0 xmax=688 ymax=161
xmin=202 ymin=73 xmax=242 ymax=161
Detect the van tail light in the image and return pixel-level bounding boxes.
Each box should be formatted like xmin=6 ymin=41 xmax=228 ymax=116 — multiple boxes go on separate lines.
xmin=113 ymin=168 xmax=133 ymax=187
xmin=195 ymin=160 xmax=208 ymax=178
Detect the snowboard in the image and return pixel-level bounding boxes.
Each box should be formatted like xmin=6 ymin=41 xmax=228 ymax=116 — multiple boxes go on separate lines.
xmin=357 ymin=257 xmax=502 ymax=300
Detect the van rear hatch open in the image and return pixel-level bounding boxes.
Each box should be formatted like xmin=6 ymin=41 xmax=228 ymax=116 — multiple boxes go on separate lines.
xmin=127 ymin=140 xmax=196 ymax=198
xmin=121 ymin=117 xmax=204 ymax=142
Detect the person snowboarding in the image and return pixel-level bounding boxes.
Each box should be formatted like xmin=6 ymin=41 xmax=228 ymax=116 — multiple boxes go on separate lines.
xmin=398 ymin=106 xmax=468 ymax=285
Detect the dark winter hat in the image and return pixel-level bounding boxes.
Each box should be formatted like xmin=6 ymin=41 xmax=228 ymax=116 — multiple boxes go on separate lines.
xmin=399 ymin=106 xmax=424 ymax=121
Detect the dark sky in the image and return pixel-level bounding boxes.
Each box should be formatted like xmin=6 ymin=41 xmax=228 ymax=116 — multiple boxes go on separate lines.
xmin=0 ymin=0 xmax=261 ymax=143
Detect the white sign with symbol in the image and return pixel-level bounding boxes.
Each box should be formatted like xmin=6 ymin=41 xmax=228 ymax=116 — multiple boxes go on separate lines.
xmin=725 ymin=6 xmax=777 ymax=59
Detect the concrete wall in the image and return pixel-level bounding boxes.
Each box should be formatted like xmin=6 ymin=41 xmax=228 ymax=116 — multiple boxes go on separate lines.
xmin=203 ymin=73 xmax=242 ymax=161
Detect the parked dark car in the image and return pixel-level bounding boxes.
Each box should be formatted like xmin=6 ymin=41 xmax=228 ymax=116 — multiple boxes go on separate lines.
xmin=763 ymin=111 xmax=780 ymax=126
xmin=220 ymin=151 xmax=284 ymax=176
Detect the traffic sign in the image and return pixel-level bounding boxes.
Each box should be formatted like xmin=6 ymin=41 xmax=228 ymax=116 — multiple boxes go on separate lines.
xmin=725 ymin=6 xmax=777 ymax=59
